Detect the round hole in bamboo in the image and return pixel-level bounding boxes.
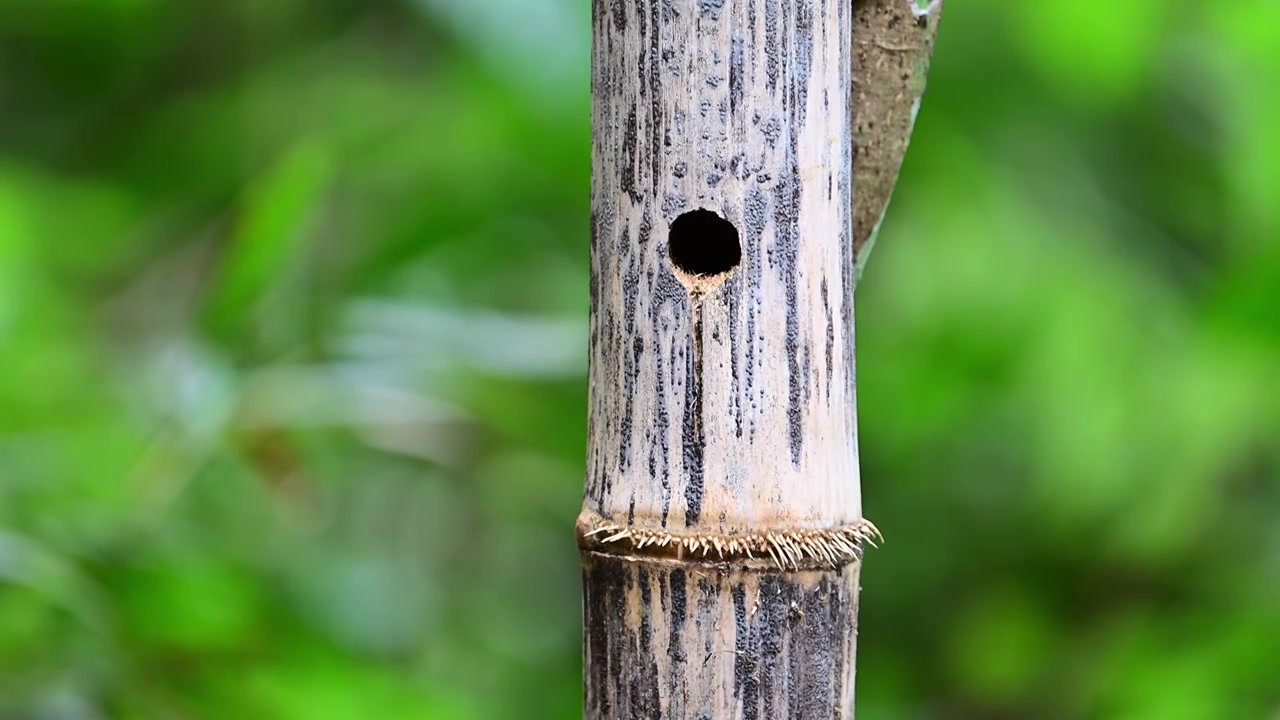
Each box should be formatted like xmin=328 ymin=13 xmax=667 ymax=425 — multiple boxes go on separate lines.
xmin=668 ymin=209 xmax=741 ymax=279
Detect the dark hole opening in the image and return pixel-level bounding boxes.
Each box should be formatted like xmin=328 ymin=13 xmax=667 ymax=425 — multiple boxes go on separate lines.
xmin=668 ymin=209 xmax=742 ymax=277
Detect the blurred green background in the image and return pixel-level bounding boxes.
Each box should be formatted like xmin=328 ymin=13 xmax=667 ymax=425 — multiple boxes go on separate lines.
xmin=1 ymin=0 xmax=1277 ymax=718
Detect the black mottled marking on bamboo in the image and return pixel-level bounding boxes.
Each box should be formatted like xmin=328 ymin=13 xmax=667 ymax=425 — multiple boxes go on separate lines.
xmin=757 ymin=574 xmax=787 ymax=720
xmin=653 ymin=335 xmax=671 ymax=527
xmin=731 ymin=583 xmax=760 ymax=718
xmin=788 ymin=0 xmax=818 ymax=466
xmin=630 ymin=336 xmax=644 ymax=377
xmin=776 ymin=170 xmax=803 ymax=467
xmin=761 ymin=116 xmax=782 ymax=148
xmin=661 ymin=192 xmax=687 ymax=221
xmin=681 ymin=303 xmax=705 ymax=526
xmin=793 ymin=0 xmax=813 ymax=131
xmin=582 ymin=564 xmax=604 ymax=715
xmin=647 ymin=1 xmax=663 ymax=199
xmin=617 ymin=223 xmax=637 ymax=476
xmin=596 ymin=458 xmax=608 ymax=515
xmin=589 ymin=207 xmax=616 ymax=488
xmin=627 ymin=493 xmax=636 ymax=525
xmin=668 ymin=568 xmax=688 ymax=669
xmin=697 ymin=574 xmax=717 ymax=637
xmin=599 ymin=248 xmax=620 ymax=501
xmin=583 ymin=556 xmax=619 ymax=717
xmin=638 ymin=207 xmax=652 ymax=260
xmin=622 ymin=107 xmax=640 ymax=203
xmin=726 ymin=271 xmax=743 ymax=438
xmin=764 ymin=0 xmax=780 ymax=93
xmin=657 ymin=571 xmax=685 ymax=719
xmin=699 ymin=0 xmax=725 ymax=17
xmin=609 ymin=562 xmax=629 ymax=710
xmin=742 ymin=186 xmax=768 ymax=431
xmin=654 ymin=269 xmax=686 ymax=326
xmin=729 ymin=35 xmax=744 ymax=115
xmin=822 ymin=278 xmax=833 ymax=402
xmin=618 ymin=334 xmax=638 ymax=466
xmin=589 ymin=209 xmax=601 ymax=309
xmin=697 ymin=575 xmax=719 ymax=718
xmin=611 ymin=0 xmax=626 ymax=33
xmin=802 ymin=576 xmax=844 ymax=718
xmin=653 ymin=259 xmax=685 ymax=527
xmin=741 ymin=572 xmax=856 ymax=719
xmin=632 ymin=565 xmax=662 ymax=714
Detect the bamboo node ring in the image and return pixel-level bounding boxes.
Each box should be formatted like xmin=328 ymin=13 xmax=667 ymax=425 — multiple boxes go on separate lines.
xmin=577 ymin=512 xmax=882 ymax=571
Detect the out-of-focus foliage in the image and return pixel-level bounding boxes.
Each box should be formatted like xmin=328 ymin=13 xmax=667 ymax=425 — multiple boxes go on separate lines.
xmin=0 ymin=0 xmax=1275 ymax=717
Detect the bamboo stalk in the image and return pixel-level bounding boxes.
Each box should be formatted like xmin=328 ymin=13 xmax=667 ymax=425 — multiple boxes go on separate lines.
xmin=578 ymin=2 xmax=941 ymax=717
xmin=853 ymin=0 xmax=945 ymax=278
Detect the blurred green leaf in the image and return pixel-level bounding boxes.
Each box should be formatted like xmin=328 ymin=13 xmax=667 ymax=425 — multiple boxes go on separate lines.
xmin=203 ymin=140 xmax=332 ymax=342
xmin=116 ymin=555 xmax=260 ymax=652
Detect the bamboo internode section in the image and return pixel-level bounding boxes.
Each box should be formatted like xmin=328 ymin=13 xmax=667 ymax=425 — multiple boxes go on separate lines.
xmin=584 ymin=0 xmax=860 ymax=543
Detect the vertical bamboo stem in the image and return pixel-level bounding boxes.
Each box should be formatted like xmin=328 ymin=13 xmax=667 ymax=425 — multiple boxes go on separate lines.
xmin=852 ymin=0 xmax=945 ymax=277
xmin=577 ymin=1 xmax=879 ymax=717
xmin=577 ymin=1 xmax=944 ymax=717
